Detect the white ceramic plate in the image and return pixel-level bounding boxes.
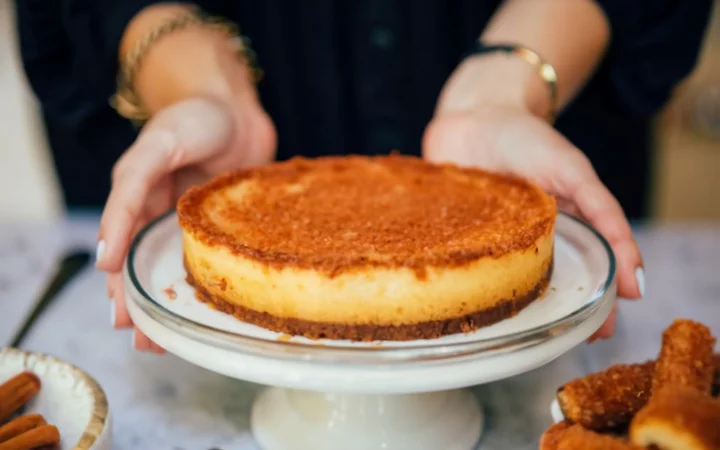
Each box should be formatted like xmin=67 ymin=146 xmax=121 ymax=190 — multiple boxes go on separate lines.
xmin=128 ymin=212 xmax=614 ymax=351
xmin=0 ymin=348 xmax=112 ymax=450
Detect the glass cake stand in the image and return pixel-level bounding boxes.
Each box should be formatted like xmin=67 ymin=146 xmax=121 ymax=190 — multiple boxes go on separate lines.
xmin=124 ymin=212 xmax=616 ymax=450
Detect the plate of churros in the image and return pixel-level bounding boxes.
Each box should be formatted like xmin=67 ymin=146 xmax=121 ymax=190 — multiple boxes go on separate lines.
xmin=543 ymin=318 xmax=720 ymax=450
xmin=0 ymin=347 xmax=111 ymax=450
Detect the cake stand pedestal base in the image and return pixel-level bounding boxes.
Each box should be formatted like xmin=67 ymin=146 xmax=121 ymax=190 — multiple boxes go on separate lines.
xmin=251 ymin=387 xmax=484 ymax=450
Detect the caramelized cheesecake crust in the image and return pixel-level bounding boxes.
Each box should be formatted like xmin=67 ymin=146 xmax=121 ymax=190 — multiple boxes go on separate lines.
xmin=178 ymin=154 xmax=557 ymax=341
xmin=178 ymin=155 xmax=556 ymax=277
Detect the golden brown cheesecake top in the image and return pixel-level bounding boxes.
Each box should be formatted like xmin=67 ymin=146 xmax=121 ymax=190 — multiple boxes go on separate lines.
xmin=177 ymin=154 xmax=557 ymax=277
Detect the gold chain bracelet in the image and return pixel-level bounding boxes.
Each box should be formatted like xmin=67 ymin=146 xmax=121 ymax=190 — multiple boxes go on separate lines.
xmin=467 ymin=42 xmax=558 ymax=125
xmin=110 ymin=10 xmax=262 ymax=125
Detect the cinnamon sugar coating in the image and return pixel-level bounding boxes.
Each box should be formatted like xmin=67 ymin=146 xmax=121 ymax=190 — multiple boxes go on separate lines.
xmin=652 ymin=319 xmax=716 ymax=396
xmin=557 ymin=355 xmax=720 ymax=432
xmin=541 ymin=422 xmax=643 ymax=450
xmin=545 ymin=320 xmax=719 ymax=449
xmin=540 ymin=422 xmax=572 ymax=450
xmin=630 ymin=386 xmax=720 ymax=450
xmin=557 ymin=361 xmax=655 ymax=430
xmin=177 ymin=154 xmax=556 ymax=277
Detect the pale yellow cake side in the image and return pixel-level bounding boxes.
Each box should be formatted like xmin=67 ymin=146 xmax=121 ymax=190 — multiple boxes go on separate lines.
xmin=182 ymin=228 xmax=554 ymax=326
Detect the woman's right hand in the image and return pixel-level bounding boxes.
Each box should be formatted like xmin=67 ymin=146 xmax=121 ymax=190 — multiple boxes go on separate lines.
xmin=94 ymin=5 xmax=277 ymax=353
xmin=96 ymin=96 xmax=276 ymax=353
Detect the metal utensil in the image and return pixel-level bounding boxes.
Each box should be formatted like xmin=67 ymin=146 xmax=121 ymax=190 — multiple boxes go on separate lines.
xmin=9 ymin=250 xmax=92 ymax=348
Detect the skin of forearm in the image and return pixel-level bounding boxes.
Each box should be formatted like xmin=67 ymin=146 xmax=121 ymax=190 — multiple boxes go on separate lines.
xmin=454 ymin=0 xmax=610 ymax=118
xmin=120 ymin=3 xmax=256 ymax=115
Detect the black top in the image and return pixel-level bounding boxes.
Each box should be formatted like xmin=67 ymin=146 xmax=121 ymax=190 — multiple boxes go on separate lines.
xmin=14 ymin=0 xmax=712 ymax=218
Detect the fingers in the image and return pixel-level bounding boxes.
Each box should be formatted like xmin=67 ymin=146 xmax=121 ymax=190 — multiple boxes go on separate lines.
xmin=96 ymin=99 xmax=236 ymax=354
xmin=96 ymin=98 xmax=234 ymax=273
xmin=106 ymin=273 xmax=117 ymax=300
xmin=570 ymin=175 xmax=644 ymax=300
xmin=105 ymin=209 xmax=151 ymax=306
xmin=96 ymin=130 xmax=178 ymax=272
xmin=150 ymin=341 xmax=166 ymax=354
xmin=555 ymin=198 xmax=581 ymax=217
xmin=110 ymin=273 xmax=133 ymax=329
xmin=108 ymin=273 xmax=165 ymax=354
xmin=132 ymin=329 xmax=151 ymax=351
xmin=108 ymin=271 xmax=164 ymax=354
xmin=133 ymin=328 xmax=166 ymax=355
xmin=114 ymin=294 xmax=165 ymax=354
xmin=611 ymin=240 xmax=645 ymax=300
xmin=422 ymin=114 xmax=484 ymax=167
xmin=588 ymin=300 xmax=618 ymax=343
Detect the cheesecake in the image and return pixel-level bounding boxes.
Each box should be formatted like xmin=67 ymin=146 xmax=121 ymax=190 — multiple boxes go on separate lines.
xmin=177 ymin=154 xmax=557 ymax=341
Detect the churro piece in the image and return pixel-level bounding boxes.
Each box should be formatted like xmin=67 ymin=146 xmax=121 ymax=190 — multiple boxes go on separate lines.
xmin=540 ymin=422 xmax=643 ymax=450
xmin=652 ymin=319 xmax=716 ymax=396
xmin=558 ymin=354 xmax=720 ymax=418
xmin=557 ymin=353 xmax=720 ymax=430
xmin=0 ymin=373 xmax=41 ymax=423
xmin=557 ymin=361 xmax=655 ymax=430
xmin=630 ymin=386 xmax=720 ymax=450
xmin=539 ymin=421 xmax=571 ymax=450
xmin=0 ymin=415 xmax=46 ymax=443
xmin=0 ymin=424 xmax=60 ymax=450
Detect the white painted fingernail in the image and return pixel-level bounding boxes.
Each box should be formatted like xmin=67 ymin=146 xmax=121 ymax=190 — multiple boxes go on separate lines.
xmin=111 ymin=303 xmax=116 ymax=328
xmin=132 ymin=329 xmax=137 ymax=348
xmin=96 ymin=240 xmax=106 ymax=263
xmin=635 ymin=267 xmax=646 ymax=298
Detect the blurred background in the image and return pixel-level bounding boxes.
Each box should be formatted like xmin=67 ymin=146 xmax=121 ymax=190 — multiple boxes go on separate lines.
xmin=1 ymin=0 xmax=719 ymax=223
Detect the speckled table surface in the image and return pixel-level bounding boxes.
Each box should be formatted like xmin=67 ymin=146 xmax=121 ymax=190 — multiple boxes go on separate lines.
xmin=1 ymin=213 xmax=719 ymax=450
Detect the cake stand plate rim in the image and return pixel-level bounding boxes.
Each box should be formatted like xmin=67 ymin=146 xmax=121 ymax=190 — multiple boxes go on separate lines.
xmin=123 ymin=210 xmax=616 ymax=365
xmin=126 ymin=292 xmax=613 ymax=393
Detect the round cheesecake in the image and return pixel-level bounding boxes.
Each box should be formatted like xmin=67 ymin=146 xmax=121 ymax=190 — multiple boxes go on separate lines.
xmin=177 ymin=155 xmax=557 ymax=341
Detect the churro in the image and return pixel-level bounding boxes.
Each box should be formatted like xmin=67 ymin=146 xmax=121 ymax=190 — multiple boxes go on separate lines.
xmin=0 ymin=414 xmax=45 ymax=443
xmin=546 ymin=319 xmax=719 ymax=448
xmin=0 ymin=373 xmax=41 ymax=423
xmin=0 ymin=424 xmax=60 ymax=450
xmin=557 ymin=361 xmax=655 ymax=430
xmin=652 ymin=319 xmax=716 ymax=396
xmin=630 ymin=386 xmax=720 ymax=450
xmin=540 ymin=422 xmax=643 ymax=450
xmin=539 ymin=421 xmax=571 ymax=450
xmin=556 ymin=354 xmax=720 ymax=430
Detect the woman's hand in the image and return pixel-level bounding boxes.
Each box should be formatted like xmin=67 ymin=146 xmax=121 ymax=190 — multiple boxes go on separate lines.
xmin=95 ymin=96 xmax=276 ymax=353
xmin=95 ymin=6 xmax=277 ymax=352
xmin=423 ymin=57 xmax=644 ymax=341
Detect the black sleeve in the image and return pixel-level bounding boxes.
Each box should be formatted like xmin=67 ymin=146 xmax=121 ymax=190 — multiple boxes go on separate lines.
xmin=61 ymin=0 xmax=228 ymax=91
xmin=15 ymin=0 xmax=228 ymax=123
xmin=595 ymin=0 xmax=713 ymax=116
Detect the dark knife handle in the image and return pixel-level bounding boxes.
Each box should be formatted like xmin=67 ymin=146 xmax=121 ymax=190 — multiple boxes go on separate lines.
xmin=9 ymin=249 xmax=92 ymax=348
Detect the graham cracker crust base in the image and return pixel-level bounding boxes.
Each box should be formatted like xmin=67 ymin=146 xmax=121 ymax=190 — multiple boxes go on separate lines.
xmin=184 ymin=258 xmax=554 ymax=342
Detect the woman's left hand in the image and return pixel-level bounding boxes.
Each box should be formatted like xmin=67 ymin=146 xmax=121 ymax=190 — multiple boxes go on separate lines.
xmin=423 ymin=56 xmax=644 ymax=341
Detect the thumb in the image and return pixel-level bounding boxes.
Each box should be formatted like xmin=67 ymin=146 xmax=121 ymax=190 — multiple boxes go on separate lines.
xmin=96 ymin=98 xmax=233 ymax=272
